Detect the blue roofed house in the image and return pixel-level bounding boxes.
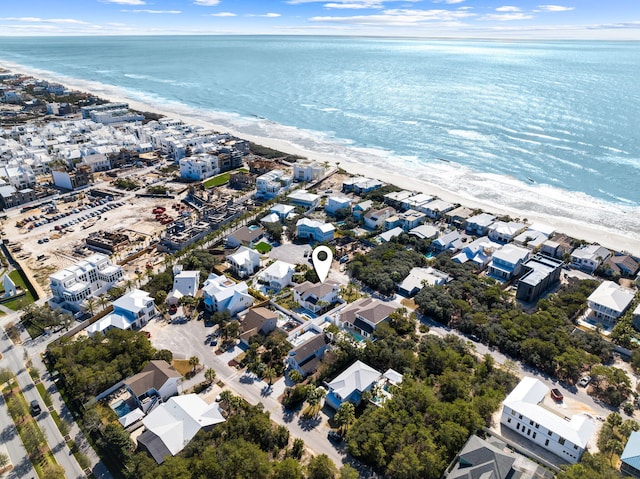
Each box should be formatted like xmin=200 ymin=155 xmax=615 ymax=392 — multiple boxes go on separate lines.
xmin=325 ymin=196 xmax=351 ymax=216
xmin=352 ymin=200 xmax=373 ymax=220
xmin=87 ymin=289 xmax=155 ymax=335
xmin=432 ymin=230 xmax=464 ymax=254
xmin=621 ymin=431 xmax=640 ymax=478
xmin=325 ymin=360 xmax=382 ymax=410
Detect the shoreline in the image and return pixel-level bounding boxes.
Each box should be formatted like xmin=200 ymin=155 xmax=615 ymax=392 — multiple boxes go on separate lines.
xmin=3 ymin=60 xmax=639 ymax=257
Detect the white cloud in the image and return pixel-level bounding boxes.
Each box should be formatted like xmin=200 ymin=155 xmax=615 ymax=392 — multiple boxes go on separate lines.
xmin=121 ymin=9 xmax=181 ymax=14
xmin=310 ymin=8 xmax=475 ymax=25
xmin=288 ymin=0 xmax=421 ymax=6
xmin=0 ymin=17 xmax=89 ymax=24
xmin=323 ymin=2 xmax=385 ymax=8
xmin=248 ymin=13 xmax=282 ymax=18
xmin=207 ymin=12 xmax=237 ymax=17
xmin=432 ymin=0 xmax=466 ymax=4
xmin=193 ymin=0 xmax=221 ymax=5
xmin=495 ymin=6 xmax=520 ymax=12
xmin=481 ymin=12 xmax=533 ymax=21
xmin=101 ymin=0 xmax=146 ymax=4
xmin=536 ymin=5 xmax=574 ymax=12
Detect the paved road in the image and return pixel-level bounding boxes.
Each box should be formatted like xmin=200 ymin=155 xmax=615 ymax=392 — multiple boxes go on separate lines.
xmin=146 ymin=317 xmax=348 ymax=467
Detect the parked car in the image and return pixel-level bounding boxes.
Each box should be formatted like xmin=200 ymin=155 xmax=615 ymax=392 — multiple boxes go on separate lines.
xmin=551 ymin=388 xmax=564 ymax=401
xmin=30 ymin=400 xmax=42 ymax=416
xmin=327 ymin=430 xmax=343 ymax=443
xmin=578 ymin=376 xmax=591 ymax=387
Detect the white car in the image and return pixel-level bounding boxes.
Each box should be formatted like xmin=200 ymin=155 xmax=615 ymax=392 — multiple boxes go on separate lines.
xmin=578 ymin=376 xmax=591 ymax=387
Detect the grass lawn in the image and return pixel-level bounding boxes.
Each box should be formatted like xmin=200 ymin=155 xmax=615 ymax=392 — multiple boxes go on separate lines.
xmin=254 ymin=241 xmax=272 ymax=254
xmin=172 ymin=359 xmax=192 ymax=377
xmin=1 ymin=270 xmax=35 ymax=311
xmin=203 ymin=172 xmax=230 ymax=188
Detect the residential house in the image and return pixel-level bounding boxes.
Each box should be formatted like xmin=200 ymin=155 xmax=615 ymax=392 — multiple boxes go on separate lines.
xmin=396 ymin=209 xmax=427 ymax=231
xmin=513 ymin=229 xmax=550 ymax=250
xmin=293 ymin=280 xmax=340 ymax=314
xmin=445 ymin=206 xmax=474 ymax=228
xmin=138 ymin=394 xmax=225 ymax=464
xmin=384 ymin=190 xmax=415 ymax=209
xmin=226 ymin=225 xmax=265 ymax=249
xmin=260 ymin=212 xmax=280 ymax=225
xmin=487 ymin=221 xmax=528 ymax=243
xmin=465 ymin=213 xmax=496 ymax=236
xmin=0 ymin=184 xmax=38 ymax=210
xmin=201 ymin=273 xmax=253 ymax=316
xmin=338 ymin=297 xmax=397 ymax=338
xmin=408 ymin=224 xmax=439 ymax=240
xmin=444 ymin=435 xmax=550 ymax=479
xmin=239 ymin=307 xmax=278 ymax=346
xmin=603 ymin=254 xmax=640 ymax=278
xmin=87 ymin=289 xmax=155 ymax=335
xmin=570 ymin=244 xmax=611 ymax=273
xmin=401 ymin=193 xmax=434 ymax=212
xmin=179 ymin=153 xmax=219 ymax=181
xmin=287 ymin=190 xmax=320 ymax=210
xmin=501 ymin=377 xmax=596 ymax=463
xmin=287 ymin=332 xmax=330 ymax=378
xmin=51 ymin=165 xmax=93 ymax=191
xmin=377 ymin=226 xmax=403 ymax=243
xmin=422 ymin=199 xmax=455 ymax=220
xmin=256 ymin=170 xmax=290 ymax=199
xmin=325 ymin=196 xmax=351 ymax=216
xmin=82 ymin=153 xmax=111 ymax=172
xmin=587 ymin=280 xmax=635 ymax=323
xmin=166 ymin=266 xmax=200 ymax=305
xmin=452 ymin=236 xmax=502 ymax=267
xmin=364 ymin=206 xmax=396 ymax=230
xmin=296 ymin=218 xmax=335 ymax=243
xmin=270 ymin=203 xmax=296 ymax=221
xmin=226 ymin=246 xmax=262 ymax=279
xmin=621 ymin=431 xmax=640 ymax=478
xmin=0 ymin=164 xmax=36 ymax=189
xmin=124 ymin=360 xmax=182 ymax=414
xmin=342 ymin=177 xmax=383 ymax=194
xmin=325 ymin=360 xmax=382 ymax=410
xmin=488 ymin=244 xmax=531 ymax=281
xmin=49 ymin=253 xmax=124 ymax=312
xmin=352 ymin=200 xmax=373 ymax=220
xmin=540 ymin=233 xmax=575 ymax=259
xmin=293 ymin=160 xmax=325 ymax=182
xmin=256 ymin=260 xmax=295 ymax=291
xmin=516 ymin=254 xmax=564 ymax=303
xmin=432 ymin=230 xmax=464 ymax=254
xmin=398 ymin=267 xmax=452 ymax=297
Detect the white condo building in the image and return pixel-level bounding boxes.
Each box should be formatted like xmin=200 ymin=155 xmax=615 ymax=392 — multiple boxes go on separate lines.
xmin=49 ymin=253 xmax=124 ymax=312
xmin=500 ymin=377 xmax=596 ymax=464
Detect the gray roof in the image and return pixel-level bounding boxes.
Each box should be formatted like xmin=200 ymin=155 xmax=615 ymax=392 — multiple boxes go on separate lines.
xmin=138 ymin=429 xmax=172 ymax=464
xmin=447 ymin=435 xmax=515 ymax=479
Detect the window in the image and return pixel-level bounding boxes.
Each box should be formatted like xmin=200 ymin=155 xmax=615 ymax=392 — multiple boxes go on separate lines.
xmin=545 ymin=439 xmax=549 ymax=446
xmin=574 ymin=445 xmax=579 ymax=450
xmin=548 ymin=430 xmax=553 ymax=436
xmin=533 ymin=432 xmax=537 ymax=439
xmin=519 ymin=414 xmax=523 ymax=420
xmin=507 ymin=418 xmax=511 ymax=424
xmin=535 ymin=423 xmax=539 ymax=429
xmin=516 ymin=423 xmax=520 ymax=430
xmin=529 ymin=420 xmax=534 ymax=425
xmin=559 ymin=438 xmax=565 ymax=446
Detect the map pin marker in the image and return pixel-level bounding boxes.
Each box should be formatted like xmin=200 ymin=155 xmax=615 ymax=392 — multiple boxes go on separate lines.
xmin=312 ymin=246 xmax=333 ymax=283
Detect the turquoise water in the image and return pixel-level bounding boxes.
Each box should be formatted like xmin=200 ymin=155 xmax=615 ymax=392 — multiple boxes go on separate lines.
xmin=113 ymin=399 xmax=132 ymax=417
xmin=1 ymin=36 xmax=639 ymax=236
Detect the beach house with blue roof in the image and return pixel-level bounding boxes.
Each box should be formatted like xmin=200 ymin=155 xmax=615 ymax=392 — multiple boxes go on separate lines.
xmin=621 ymin=431 xmax=640 ymax=477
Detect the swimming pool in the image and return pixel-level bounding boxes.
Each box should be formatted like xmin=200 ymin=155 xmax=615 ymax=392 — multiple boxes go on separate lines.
xmin=113 ymin=399 xmax=132 ymax=417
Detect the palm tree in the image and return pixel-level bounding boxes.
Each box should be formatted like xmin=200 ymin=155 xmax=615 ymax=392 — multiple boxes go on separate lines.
xmin=98 ymin=294 xmax=109 ymax=311
xmin=263 ymin=367 xmax=277 ymax=387
xmin=204 ymin=368 xmax=216 ymax=385
xmin=333 ymin=402 xmax=355 ymax=436
xmin=303 ymin=387 xmax=326 ymax=418
xmin=125 ymin=279 xmax=134 ymax=292
xmin=85 ymin=297 xmax=96 ymax=316
xmin=188 ymin=355 xmax=200 ymax=373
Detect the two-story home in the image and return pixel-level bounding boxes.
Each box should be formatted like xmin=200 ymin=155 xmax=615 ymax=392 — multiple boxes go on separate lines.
xmin=287 ymin=189 xmax=320 ymax=210
xmin=296 ymin=218 xmax=335 ymax=243
xmin=487 ymin=221 xmax=528 ymax=243
xmin=325 ymin=360 xmax=382 ymax=410
xmin=293 ymin=160 xmax=326 ymax=182
xmin=226 ymin=226 xmax=266 ymax=249
xmin=179 ymin=153 xmax=219 ymax=181
xmin=603 ymin=254 xmax=640 ymax=278
xmin=293 ymin=280 xmax=340 ymax=314
xmin=342 ymin=177 xmax=383 ymax=194
xmin=570 ymin=244 xmax=611 ymax=274
xmin=398 ymin=267 xmax=452 ymax=297
xmin=516 ymin=254 xmax=564 ymax=303
xmin=452 ymin=236 xmax=502 ymax=267
xmin=432 ymin=230 xmax=464 ymax=254
xmin=587 ymin=280 xmax=635 ymax=323
xmin=338 ymin=297 xmax=397 ymax=338
xmin=352 ymin=200 xmax=373 ymax=220
xmin=422 ymin=199 xmax=455 ymax=220
xmin=87 ymin=289 xmax=155 ymax=335
xmin=287 ymin=332 xmax=331 ymax=378
xmin=270 ymin=203 xmax=296 ymax=221
xmin=239 ymin=307 xmax=278 ymax=346
xmin=364 ymin=206 xmax=396 ymax=230
xmin=501 ymin=377 xmax=596 ymax=464
xmin=256 ymin=260 xmax=295 ymax=291
xmin=226 ymin=246 xmax=262 ymax=279
xmin=166 ymin=266 xmax=200 ymax=306
xmin=201 ymin=273 xmax=253 ymax=317
xmin=325 ymin=196 xmax=351 ymax=216
xmin=123 ymin=360 xmax=182 ymax=415
xmin=487 ymin=244 xmax=530 ymax=281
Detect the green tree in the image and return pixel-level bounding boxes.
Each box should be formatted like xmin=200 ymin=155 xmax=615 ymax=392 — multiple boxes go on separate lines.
xmin=288 ymin=369 xmax=303 ymax=384
xmin=204 ymin=367 xmax=217 ymax=385
xmin=302 ymin=387 xmax=326 ymax=419
xmin=42 ymin=463 xmax=66 ymax=479
xmin=291 ymin=438 xmax=305 ymax=459
xmin=101 ymin=423 xmax=134 ymax=463
xmin=189 ymin=355 xmax=200 ymax=373
xmin=273 ymin=457 xmax=304 ymax=479
xmin=333 ymin=402 xmax=355 ymax=436
xmin=0 ymin=452 xmax=10 ymax=469
xmin=0 ymin=367 xmax=12 ymax=385
xmin=263 ymin=367 xmax=277 ymax=386
xmin=307 ymin=454 xmax=338 ymax=479
xmin=339 ymin=465 xmax=359 ymax=479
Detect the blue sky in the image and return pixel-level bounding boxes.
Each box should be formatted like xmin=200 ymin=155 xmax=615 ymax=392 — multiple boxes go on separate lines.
xmin=1 ymin=0 xmax=639 ymax=39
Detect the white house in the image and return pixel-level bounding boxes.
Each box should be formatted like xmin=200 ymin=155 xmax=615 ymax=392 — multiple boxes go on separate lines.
xmin=201 ymin=273 xmax=253 ymax=316
xmin=364 ymin=206 xmax=395 ymax=230
xmin=501 ymin=377 xmax=596 ymax=464
xmin=432 ymin=230 xmax=464 ymax=254
xmin=49 ymin=253 xmax=124 ymax=312
xmin=408 ymin=224 xmax=439 ymax=240
xmin=270 ymin=203 xmax=296 ymax=221
xmin=422 ymin=199 xmax=455 ymax=219
xmin=398 ymin=267 xmax=452 ymax=296
xmin=179 ymin=153 xmax=219 ymax=181
xmin=488 ymin=221 xmax=528 ymax=243
xmin=256 ymin=260 xmax=295 ymax=291
xmin=465 ymin=213 xmax=496 ymax=236
xmin=166 ymin=266 xmax=200 ymax=305
xmin=287 ymin=189 xmax=320 ymax=210
xmin=138 ymin=394 xmax=225 ymax=464
xmin=325 ymin=196 xmax=351 ymax=215
xmin=256 ymin=170 xmax=288 ymax=199
xmin=352 ymin=200 xmax=373 ymax=220
xmin=226 ymin=246 xmax=262 ymax=279
xmin=587 ymin=280 xmax=635 ymax=323
xmin=487 ymin=244 xmax=530 ymax=281
xmin=571 ymin=244 xmax=612 ymax=274
xmin=293 ymin=160 xmax=326 ymax=182
xmin=293 ymin=280 xmax=340 ymax=313
xmin=296 ymin=218 xmax=335 ymax=243
xmin=123 ymin=360 xmax=182 ymax=415
xmin=452 ymin=236 xmax=502 ymax=267
xmin=87 ymin=289 xmax=155 ymax=335
xmin=325 ymin=360 xmax=382 ymax=410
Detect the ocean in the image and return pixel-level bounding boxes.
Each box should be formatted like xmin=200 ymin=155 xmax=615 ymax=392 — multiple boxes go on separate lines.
xmin=1 ymin=36 xmax=639 ymax=238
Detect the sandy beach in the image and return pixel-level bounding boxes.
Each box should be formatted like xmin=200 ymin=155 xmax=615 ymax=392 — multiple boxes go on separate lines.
xmin=3 ymin=61 xmax=639 ymax=257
